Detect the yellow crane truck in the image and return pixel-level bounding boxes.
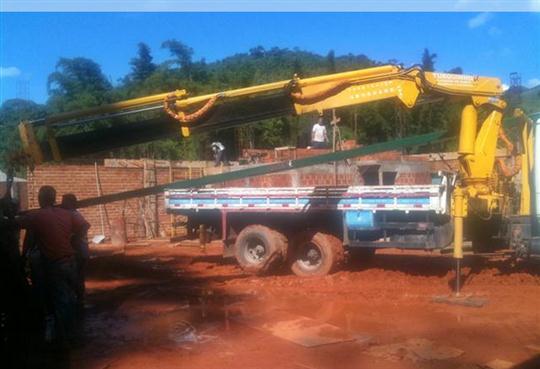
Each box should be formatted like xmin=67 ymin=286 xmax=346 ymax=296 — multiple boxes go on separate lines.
xmin=16 ymin=64 xmax=538 ymax=292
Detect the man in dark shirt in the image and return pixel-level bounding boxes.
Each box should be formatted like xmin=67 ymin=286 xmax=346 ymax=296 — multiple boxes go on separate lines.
xmin=211 ymin=141 xmax=226 ymax=166
xmin=19 ymin=185 xmax=89 ymax=345
xmin=1 ymin=190 xmax=32 ymax=366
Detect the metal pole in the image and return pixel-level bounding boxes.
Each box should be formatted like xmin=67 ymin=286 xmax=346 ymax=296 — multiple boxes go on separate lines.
xmin=354 ymin=112 xmax=358 ymax=138
xmin=94 ymin=162 xmax=108 ymax=236
xmin=199 ymin=224 xmax=207 ymax=252
xmin=456 ymin=258 xmax=461 ymax=295
xmin=332 ymin=109 xmax=338 ymax=186
xmin=169 ymin=161 xmax=175 ymax=238
xmin=453 ymin=187 xmax=465 ymax=297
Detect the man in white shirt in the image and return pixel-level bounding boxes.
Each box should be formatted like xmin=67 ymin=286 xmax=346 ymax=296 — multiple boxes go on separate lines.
xmin=311 ymin=116 xmax=328 ymax=149
xmin=211 ymin=142 xmax=226 ymax=166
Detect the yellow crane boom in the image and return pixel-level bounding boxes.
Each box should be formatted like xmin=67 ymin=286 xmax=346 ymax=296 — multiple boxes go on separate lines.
xmin=19 ymin=64 xmax=503 ymax=163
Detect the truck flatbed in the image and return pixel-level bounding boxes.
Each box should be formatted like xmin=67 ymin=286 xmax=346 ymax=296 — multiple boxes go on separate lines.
xmin=165 ymin=182 xmax=449 ymax=214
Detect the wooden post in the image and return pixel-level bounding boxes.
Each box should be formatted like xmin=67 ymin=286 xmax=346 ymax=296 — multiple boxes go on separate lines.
xmin=142 ymin=158 xmax=158 ymax=239
xmin=354 ymin=112 xmax=358 ymax=138
xmin=169 ymin=161 xmax=175 ymax=238
xmin=142 ymin=160 xmax=149 ymax=238
xmin=94 ymin=162 xmax=110 ymax=236
xmin=396 ymin=103 xmax=405 ymax=158
xmin=153 ymin=159 xmax=158 ymax=237
xmin=332 ymin=109 xmax=338 ymax=186
xmin=199 ymin=224 xmax=206 ymax=253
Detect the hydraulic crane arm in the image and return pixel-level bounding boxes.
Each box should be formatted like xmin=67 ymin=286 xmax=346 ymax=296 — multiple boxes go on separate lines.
xmin=18 ymin=64 xmax=504 ymax=164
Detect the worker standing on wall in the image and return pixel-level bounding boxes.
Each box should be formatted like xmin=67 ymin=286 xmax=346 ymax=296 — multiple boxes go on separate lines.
xmin=211 ymin=141 xmax=227 ymax=166
xmin=311 ymin=114 xmax=329 ymax=149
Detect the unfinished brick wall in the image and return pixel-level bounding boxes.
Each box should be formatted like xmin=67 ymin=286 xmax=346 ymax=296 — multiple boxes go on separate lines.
xmin=26 ymin=161 xmax=205 ymax=240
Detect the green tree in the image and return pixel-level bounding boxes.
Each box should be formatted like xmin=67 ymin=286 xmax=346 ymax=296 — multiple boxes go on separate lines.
xmin=326 ymin=50 xmax=336 ymax=73
xmin=249 ymin=46 xmax=265 ymax=58
xmin=0 ymin=99 xmax=46 ymax=174
xmin=421 ymin=48 xmax=437 ymax=72
xmin=446 ymin=67 xmax=463 ymax=74
xmin=162 ymin=39 xmax=194 ymax=80
xmin=0 ymin=99 xmax=45 ymax=123
xmin=129 ymin=42 xmax=156 ymax=82
xmin=293 ymin=58 xmax=304 ymax=77
xmin=47 ymin=57 xmax=112 ymax=112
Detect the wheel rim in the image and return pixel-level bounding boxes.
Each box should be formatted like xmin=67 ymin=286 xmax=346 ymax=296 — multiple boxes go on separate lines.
xmin=244 ymin=236 xmax=267 ymax=264
xmin=296 ymin=242 xmax=322 ymax=270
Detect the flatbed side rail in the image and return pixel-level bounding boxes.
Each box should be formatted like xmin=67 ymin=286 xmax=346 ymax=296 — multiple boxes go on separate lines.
xmin=165 ymin=183 xmax=448 ymax=213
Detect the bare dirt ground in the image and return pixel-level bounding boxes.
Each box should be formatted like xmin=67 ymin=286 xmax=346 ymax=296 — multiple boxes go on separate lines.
xmin=61 ymin=242 xmax=540 ymax=369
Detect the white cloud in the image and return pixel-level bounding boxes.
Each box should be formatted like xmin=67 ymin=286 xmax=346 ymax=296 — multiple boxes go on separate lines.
xmin=0 ymin=66 xmax=21 ymax=78
xmin=502 ymin=83 xmax=510 ymax=92
xmin=526 ymin=78 xmax=540 ymax=88
xmin=468 ymin=12 xmax=493 ymax=28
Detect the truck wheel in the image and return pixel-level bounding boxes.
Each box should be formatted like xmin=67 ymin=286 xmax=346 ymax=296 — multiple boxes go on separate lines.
xmin=234 ymin=225 xmax=288 ymax=275
xmin=290 ymin=232 xmax=344 ymax=277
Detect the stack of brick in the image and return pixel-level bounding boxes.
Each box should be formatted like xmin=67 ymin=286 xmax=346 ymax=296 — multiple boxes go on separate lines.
xmin=241 ymin=147 xmax=402 ymax=163
xmin=219 ymin=161 xmax=430 ymax=188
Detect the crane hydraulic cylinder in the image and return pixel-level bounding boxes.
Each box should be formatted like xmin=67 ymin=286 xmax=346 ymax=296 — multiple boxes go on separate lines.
xmin=458 ymin=104 xmax=477 ymax=155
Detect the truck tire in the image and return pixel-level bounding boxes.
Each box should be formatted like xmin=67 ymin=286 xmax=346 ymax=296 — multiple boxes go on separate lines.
xmin=290 ymin=232 xmax=344 ymax=277
xmin=234 ymin=225 xmax=288 ymax=275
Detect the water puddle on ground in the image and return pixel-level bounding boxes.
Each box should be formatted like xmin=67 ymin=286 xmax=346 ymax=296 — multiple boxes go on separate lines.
xmin=83 ymin=287 xmax=248 ymax=352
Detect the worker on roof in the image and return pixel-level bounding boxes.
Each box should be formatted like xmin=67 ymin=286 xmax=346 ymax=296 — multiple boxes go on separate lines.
xmin=211 ymin=141 xmax=227 ymax=167
xmin=311 ymin=114 xmax=329 ymax=149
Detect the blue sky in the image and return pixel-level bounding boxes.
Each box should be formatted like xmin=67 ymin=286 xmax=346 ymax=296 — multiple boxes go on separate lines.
xmin=1 ymin=12 xmax=539 ymax=104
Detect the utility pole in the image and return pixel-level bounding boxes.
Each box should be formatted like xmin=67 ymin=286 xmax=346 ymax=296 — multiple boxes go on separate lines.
xmin=331 ymin=110 xmax=342 ymax=186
